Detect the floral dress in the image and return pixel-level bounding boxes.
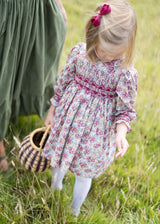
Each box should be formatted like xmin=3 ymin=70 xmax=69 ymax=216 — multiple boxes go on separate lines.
xmin=42 ymin=43 xmax=138 ymax=178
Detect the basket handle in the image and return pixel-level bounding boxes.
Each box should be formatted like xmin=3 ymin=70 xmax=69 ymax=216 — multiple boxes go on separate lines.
xmin=39 ymin=125 xmax=51 ymax=149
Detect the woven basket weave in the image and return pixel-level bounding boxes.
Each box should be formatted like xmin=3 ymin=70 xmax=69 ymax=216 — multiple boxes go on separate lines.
xmin=19 ymin=126 xmax=51 ymax=172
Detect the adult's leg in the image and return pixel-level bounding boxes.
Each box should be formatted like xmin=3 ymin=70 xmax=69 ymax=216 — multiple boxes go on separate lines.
xmin=71 ymin=175 xmax=92 ymax=216
xmin=0 ymin=141 xmax=8 ymax=172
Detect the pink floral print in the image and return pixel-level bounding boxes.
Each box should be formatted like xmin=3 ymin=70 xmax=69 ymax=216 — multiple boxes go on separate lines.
xmin=41 ymin=43 xmax=138 ymax=178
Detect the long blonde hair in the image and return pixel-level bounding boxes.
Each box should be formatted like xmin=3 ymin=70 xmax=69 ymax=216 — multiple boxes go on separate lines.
xmin=85 ymin=0 xmax=137 ymax=68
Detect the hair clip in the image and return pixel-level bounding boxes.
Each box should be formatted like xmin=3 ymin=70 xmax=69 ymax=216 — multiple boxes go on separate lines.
xmin=91 ymin=4 xmax=111 ymax=27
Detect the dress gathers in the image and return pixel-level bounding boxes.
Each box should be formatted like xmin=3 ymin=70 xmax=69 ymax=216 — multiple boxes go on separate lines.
xmin=42 ymin=43 xmax=138 ymax=178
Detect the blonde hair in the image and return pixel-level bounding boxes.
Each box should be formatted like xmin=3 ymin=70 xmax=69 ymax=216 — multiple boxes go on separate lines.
xmin=85 ymin=0 xmax=137 ymax=68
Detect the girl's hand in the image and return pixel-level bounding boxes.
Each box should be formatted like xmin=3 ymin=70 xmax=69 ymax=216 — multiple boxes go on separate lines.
xmin=115 ymin=122 xmax=129 ymax=158
xmin=115 ymin=135 xmax=129 ymax=158
xmin=44 ymin=105 xmax=56 ymax=127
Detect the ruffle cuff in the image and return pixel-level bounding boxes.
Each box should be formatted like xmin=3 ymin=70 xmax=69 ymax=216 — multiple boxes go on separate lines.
xmin=115 ymin=117 xmax=131 ymax=132
xmin=50 ymin=94 xmax=60 ymax=106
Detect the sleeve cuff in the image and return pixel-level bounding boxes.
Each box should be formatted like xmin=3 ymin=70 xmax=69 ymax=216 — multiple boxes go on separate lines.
xmin=115 ymin=118 xmax=131 ymax=132
xmin=50 ymin=96 xmax=59 ymax=107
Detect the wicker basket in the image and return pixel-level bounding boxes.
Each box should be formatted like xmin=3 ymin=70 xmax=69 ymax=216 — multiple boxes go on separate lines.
xmin=19 ymin=126 xmax=51 ymax=172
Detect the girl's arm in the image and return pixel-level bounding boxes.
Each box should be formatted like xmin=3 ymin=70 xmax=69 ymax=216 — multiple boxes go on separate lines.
xmin=44 ymin=104 xmax=56 ymax=127
xmin=115 ymin=70 xmax=138 ymax=158
xmin=55 ymin=0 xmax=67 ymax=24
xmin=115 ymin=122 xmax=129 ymax=158
xmin=45 ymin=44 xmax=81 ymax=127
xmin=50 ymin=44 xmax=81 ymax=107
xmin=115 ymin=69 xmax=138 ymax=131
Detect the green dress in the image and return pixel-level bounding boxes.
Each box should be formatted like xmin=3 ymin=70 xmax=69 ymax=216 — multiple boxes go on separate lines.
xmin=0 ymin=0 xmax=67 ymax=140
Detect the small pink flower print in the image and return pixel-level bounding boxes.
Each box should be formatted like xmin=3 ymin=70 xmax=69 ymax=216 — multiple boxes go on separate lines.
xmin=84 ymin=169 xmax=91 ymax=173
xmin=56 ymin=152 xmax=61 ymax=157
xmin=63 ymin=134 xmax=67 ymax=139
xmin=111 ymin=151 xmax=115 ymax=156
xmin=59 ymin=138 xmax=64 ymax=144
xmin=72 ymin=105 xmax=77 ymax=111
xmin=81 ymin=138 xmax=88 ymax=144
xmin=43 ymin=149 xmax=49 ymax=154
xmin=94 ymin=119 xmax=99 ymax=126
xmin=66 ymin=74 xmax=71 ymax=79
xmin=75 ymin=134 xmax=81 ymax=139
xmin=71 ymin=126 xmax=78 ymax=133
xmin=75 ymin=171 xmax=81 ymax=176
xmin=56 ymin=130 xmax=60 ymax=137
xmin=96 ymin=128 xmax=103 ymax=135
xmin=72 ymin=156 xmax=77 ymax=162
xmin=71 ymin=163 xmax=76 ymax=168
xmin=77 ymin=152 xmax=82 ymax=158
xmin=83 ymin=132 xmax=89 ymax=138
xmin=66 ymin=118 xmax=71 ymax=124
xmin=68 ymin=147 xmax=72 ymax=153
xmin=44 ymin=142 xmax=49 ymax=147
xmin=94 ymin=143 xmax=101 ymax=148
xmin=79 ymin=145 xmax=83 ymax=151
xmin=77 ymin=111 xmax=82 ymax=116
xmin=57 ymin=146 xmax=63 ymax=152
xmin=63 ymin=153 xmax=68 ymax=159
xmin=55 ymin=160 xmax=59 ymax=165
xmin=80 ymin=162 xmax=87 ymax=168
xmin=77 ymin=120 xmax=85 ymax=127
xmin=64 ymin=126 xmax=68 ymax=132
xmin=89 ymin=110 xmax=93 ymax=115
xmin=67 ymin=136 xmax=72 ymax=144
xmin=96 ymin=165 xmax=101 ymax=169
xmin=47 ymin=155 xmax=52 ymax=160
xmin=65 ymin=65 xmax=70 ymax=71
xmin=87 ymin=157 xmax=92 ymax=162
xmin=98 ymin=159 xmax=103 ymax=164
xmin=65 ymin=161 xmax=71 ymax=166
xmin=51 ymin=145 xmax=56 ymax=150
xmin=60 ymin=120 xmax=64 ymax=126
xmin=122 ymin=92 xmax=128 ymax=98
xmin=84 ymin=148 xmax=90 ymax=154
xmin=89 ymin=136 xmax=96 ymax=143
xmin=60 ymin=78 xmax=63 ymax=85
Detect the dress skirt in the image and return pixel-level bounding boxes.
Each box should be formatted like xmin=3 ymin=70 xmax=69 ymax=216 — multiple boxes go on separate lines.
xmin=0 ymin=0 xmax=66 ymax=140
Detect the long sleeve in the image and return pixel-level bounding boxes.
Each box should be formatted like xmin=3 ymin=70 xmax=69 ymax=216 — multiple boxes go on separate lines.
xmin=50 ymin=44 xmax=81 ymax=106
xmin=115 ymin=68 xmax=138 ymax=131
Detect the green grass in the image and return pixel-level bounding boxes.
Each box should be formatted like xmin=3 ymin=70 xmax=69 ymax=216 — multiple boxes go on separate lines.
xmin=0 ymin=0 xmax=160 ymax=223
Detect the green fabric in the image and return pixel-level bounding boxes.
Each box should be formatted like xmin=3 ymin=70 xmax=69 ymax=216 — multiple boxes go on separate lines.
xmin=0 ymin=0 xmax=67 ymax=140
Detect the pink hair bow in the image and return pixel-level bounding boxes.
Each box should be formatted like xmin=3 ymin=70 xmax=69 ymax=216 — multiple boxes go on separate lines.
xmin=91 ymin=4 xmax=111 ymax=27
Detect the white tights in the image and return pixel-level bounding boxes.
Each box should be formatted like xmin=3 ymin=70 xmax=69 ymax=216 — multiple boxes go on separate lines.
xmin=71 ymin=175 xmax=92 ymax=216
xmin=51 ymin=167 xmax=92 ymax=216
xmin=51 ymin=166 xmax=65 ymax=190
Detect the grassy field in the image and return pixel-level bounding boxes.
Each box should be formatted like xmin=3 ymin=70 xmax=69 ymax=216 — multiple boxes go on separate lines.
xmin=0 ymin=0 xmax=160 ymax=223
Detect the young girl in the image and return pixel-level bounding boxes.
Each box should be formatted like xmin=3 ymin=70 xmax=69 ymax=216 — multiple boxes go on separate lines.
xmin=42 ymin=0 xmax=138 ymax=216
